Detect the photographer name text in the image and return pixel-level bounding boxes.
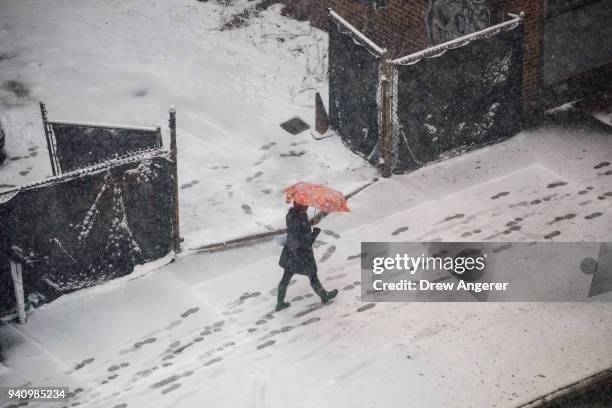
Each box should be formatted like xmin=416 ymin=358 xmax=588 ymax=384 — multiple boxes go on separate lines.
xmin=372 ymin=279 xmax=509 ymax=293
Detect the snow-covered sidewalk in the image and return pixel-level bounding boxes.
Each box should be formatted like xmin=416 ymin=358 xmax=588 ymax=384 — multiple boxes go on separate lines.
xmin=1 ymin=120 xmax=611 ymax=408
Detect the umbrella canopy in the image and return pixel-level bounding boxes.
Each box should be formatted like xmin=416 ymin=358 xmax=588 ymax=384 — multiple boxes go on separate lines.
xmin=284 ymin=182 xmax=350 ymax=212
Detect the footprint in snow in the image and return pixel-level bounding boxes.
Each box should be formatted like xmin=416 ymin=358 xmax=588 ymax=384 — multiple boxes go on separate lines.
xmin=134 ymin=337 xmax=156 ymax=348
xmin=260 ymin=142 xmax=276 ymax=150
xmin=74 ymin=358 xmax=95 ymax=370
xmin=293 ymin=304 xmax=323 ymax=318
xmin=161 ymin=383 xmax=182 ymax=395
xmin=548 ymin=213 xmax=576 ymax=224
xmin=180 ymin=307 xmax=199 ymax=318
xmin=239 ymin=292 xmax=261 ymax=301
xmin=547 ymin=181 xmax=568 ymax=188
xmin=241 ymin=204 xmax=252 ymax=215
xmin=257 ymin=340 xmax=275 ymax=350
xmin=301 ymin=317 xmax=320 ymax=326
xmin=347 ymin=253 xmax=365 ymax=260
xmin=322 ymin=229 xmax=341 ymax=239
xmin=180 ymin=180 xmax=199 ymax=190
xmin=319 ymin=245 xmax=336 ymax=262
xmin=491 ymin=192 xmax=509 ymax=200
xmin=544 ymin=231 xmax=561 ymax=239
xmin=442 ymin=213 xmax=465 ymax=222
xmin=391 ymin=226 xmax=409 ymax=236
xmin=245 ymin=171 xmax=263 ymax=183
xmin=357 ymin=303 xmax=376 ymax=313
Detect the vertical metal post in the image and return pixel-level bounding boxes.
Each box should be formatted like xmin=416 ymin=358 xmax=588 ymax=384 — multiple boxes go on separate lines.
xmin=379 ymin=56 xmax=393 ymax=178
xmin=9 ymin=260 xmax=26 ymax=325
xmin=155 ymin=125 xmax=162 ymax=148
xmin=39 ymin=101 xmax=58 ymax=176
xmin=168 ymin=107 xmax=181 ymax=253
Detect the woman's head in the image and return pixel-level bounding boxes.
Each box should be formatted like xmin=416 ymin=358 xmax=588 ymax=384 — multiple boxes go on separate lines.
xmin=293 ymin=202 xmax=308 ymax=212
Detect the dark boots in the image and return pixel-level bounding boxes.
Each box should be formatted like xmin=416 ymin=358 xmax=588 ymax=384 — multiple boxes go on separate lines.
xmin=275 ymin=283 xmax=290 ymax=311
xmin=276 ymin=276 xmax=338 ymax=312
xmin=311 ymin=278 xmax=338 ymax=304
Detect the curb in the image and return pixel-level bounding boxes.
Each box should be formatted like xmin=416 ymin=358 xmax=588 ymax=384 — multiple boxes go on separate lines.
xmin=189 ymin=177 xmax=379 ymax=254
xmin=517 ymin=368 xmax=612 ymax=408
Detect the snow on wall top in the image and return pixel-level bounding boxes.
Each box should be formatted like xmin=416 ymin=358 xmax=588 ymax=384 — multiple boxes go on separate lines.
xmin=0 ymin=147 xmax=170 ymax=201
xmin=48 ymin=119 xmax=160 ymax=132
xmin=391 ymin=14 xmax=524 ymax=65
xmin=329 ymin=9 xmax=386 ymax=55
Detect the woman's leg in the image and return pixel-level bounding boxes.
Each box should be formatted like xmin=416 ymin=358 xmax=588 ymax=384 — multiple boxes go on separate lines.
xmin=309 ymin=274 xmax=338 ymax=303
xmin=276 ymin=269 xmax=293 ymax=311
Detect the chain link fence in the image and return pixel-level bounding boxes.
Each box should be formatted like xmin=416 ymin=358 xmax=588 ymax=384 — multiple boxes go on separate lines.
xmin=328 ymin=10 xmax=384 ymax=167
xmin=0 ymin=151 xmax=174 ymax=315
xmin=1 ymin=108 xmax=181 ymax=318
xmin=327 ymin=10 xmax=525 ymax=176
xmin=389 ymin=17 xmax=524 ymax=173
xmin=40 ymin=102 xmax=162 ymax=176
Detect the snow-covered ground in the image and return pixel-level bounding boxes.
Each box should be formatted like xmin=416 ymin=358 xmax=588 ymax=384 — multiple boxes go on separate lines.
xmin=1 ymin=0 xmax=612 ymax=407
xmin=0 ymin=0 xmax=376 ymax=248
xmin=1 ymin=120 xmax=611 ymax=408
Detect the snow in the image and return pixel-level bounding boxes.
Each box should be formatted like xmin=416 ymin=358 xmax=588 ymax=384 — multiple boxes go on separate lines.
xmin=46 ymin=120 xmax=159 ymax=132
xmin=1 ymin=121 xmax=611 ymax=407
xmin=0 ymin=0 xmax=611 ymax=406
xmin=0 ymin=0 xmax=377 ymax=249
xmin=391 ymin=15 xmax=523 ymax=65
xmin=330 ymin=10 xmax=386 ymax=55
xmin=0 ymin=147 xmax=167 ymax=196
xmin=581 ymin=100 xmax=612 ymax=127
xmin=591 ymin=110 xmax=612 ymax=126
xmin=76 ymin=180 xmax=106 ymax=242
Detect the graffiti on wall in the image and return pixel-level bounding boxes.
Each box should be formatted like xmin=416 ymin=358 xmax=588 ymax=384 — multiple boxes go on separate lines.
xmin=427 ymin=0 xmax=491 ymax=45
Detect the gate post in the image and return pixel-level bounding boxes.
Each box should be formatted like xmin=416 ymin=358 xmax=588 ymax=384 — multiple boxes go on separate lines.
xmin=379 ymin=55 xmax=394 ymax=178
xmin=168 ymin=106 xmax=181 ymax=254
xmin=39 ymin=101 xmax=58 ymax=177
xmin=9 ymin=260 xmax=26 ymax=325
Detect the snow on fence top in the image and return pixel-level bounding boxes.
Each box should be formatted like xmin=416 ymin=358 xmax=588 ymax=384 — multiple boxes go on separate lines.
xmin=48 ymin=119 xmax=160 ymax=132
xmin=0 ymin=147 xmax=169 ymax=201
xmin=329 ymin=9 xmax=386 ymax=55
xmin=391 ymin=13 xmax=524 ymax=65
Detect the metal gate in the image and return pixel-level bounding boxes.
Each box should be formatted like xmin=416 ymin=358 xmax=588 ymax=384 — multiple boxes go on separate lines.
xmin=40 ymin=102 xmax=162 ymax=175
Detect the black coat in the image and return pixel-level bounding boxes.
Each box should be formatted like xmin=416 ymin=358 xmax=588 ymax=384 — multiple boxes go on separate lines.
xmin=279 ymin=208 xmax=320 ymax=277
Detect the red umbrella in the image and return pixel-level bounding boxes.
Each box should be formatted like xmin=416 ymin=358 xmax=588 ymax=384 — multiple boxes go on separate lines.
xmin=284 ymin=182 xmax=350 ymax=212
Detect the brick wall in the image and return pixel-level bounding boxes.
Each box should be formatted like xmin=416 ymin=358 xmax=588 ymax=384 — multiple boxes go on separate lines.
xmin=281 ymin=0 xmax=545 ymax=111
xmin=495 ymin=0 xmax=545 ymax=113
xmin=282 ymin=0 xmax=608 ymax=115
xmin=280 ymin=0 xmax=430 ymax=57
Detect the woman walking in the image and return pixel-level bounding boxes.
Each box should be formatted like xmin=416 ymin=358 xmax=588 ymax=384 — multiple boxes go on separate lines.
xmin=276 ymin=202 xmax=338 ymax=311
